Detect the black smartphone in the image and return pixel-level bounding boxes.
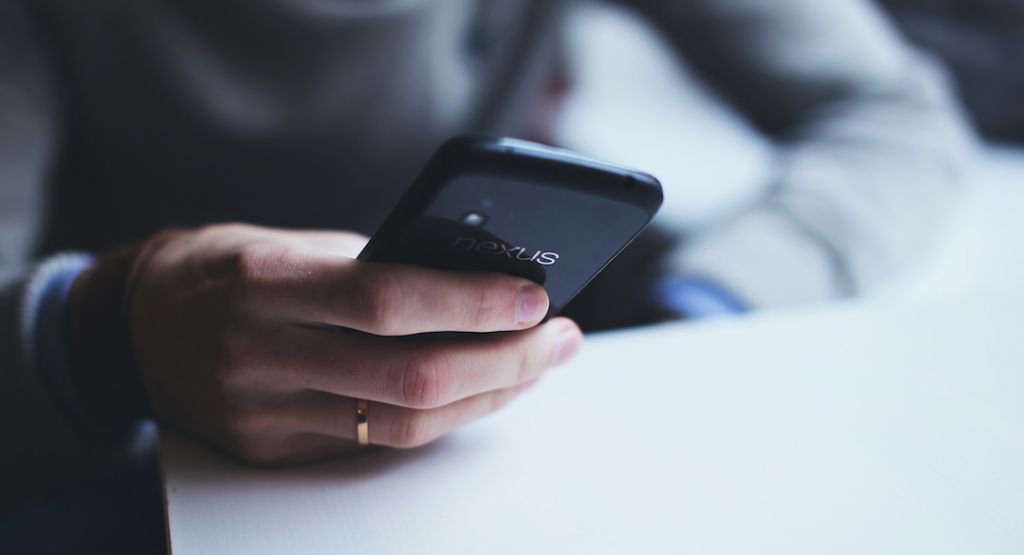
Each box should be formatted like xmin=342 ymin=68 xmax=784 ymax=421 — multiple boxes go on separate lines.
xmin=358 ymin=136 xmax=663 ymax=317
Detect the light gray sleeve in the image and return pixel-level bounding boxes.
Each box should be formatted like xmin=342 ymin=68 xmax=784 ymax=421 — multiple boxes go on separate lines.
xmin=0 ymin=0 xmax=114 ymax=515
xmin=621 ymin=0 xmax=976 ymax=306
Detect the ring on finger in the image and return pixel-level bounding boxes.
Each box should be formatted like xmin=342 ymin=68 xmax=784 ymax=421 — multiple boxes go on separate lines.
xmin=356 ymin=399 xmax=369 ymax=446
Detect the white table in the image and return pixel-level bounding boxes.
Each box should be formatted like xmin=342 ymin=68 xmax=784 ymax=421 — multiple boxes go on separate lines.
xmin=162 ymin=298 xmax=1024 ymax=554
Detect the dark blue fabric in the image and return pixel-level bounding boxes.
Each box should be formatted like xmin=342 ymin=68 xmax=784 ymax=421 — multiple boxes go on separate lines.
xmin=0 ymin=448 xmax=166 ymax=555
xmin=654 ymin=276 xmax=747 ymax=319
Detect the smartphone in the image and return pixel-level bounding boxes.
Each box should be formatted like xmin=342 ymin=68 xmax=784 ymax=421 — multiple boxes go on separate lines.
xmin=358 ymin=136 xmax=663 ymax=317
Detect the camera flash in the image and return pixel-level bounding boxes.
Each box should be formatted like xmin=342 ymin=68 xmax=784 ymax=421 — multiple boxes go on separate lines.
xmin=461 ymin=212 xmax=488 ymax=227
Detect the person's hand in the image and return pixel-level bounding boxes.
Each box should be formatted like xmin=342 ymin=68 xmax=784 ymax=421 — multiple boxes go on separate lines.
xmin=124 ymin=224 xmax=581 ymax=464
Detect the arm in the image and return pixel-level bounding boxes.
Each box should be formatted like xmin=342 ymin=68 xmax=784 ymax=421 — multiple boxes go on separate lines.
xmin=622 ymin=0 xmax=976 ymax=307
xmin=1 ymin=0 xmax=582 ymax=516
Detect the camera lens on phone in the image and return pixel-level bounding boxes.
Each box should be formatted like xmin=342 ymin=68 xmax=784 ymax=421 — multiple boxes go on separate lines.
xmin=461 ymin=212 xmax=488 ymax=227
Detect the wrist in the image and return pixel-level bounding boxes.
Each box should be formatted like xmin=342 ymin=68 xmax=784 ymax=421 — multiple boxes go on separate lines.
xmin=67 ymin=245 xmax=151 ymax=436
xmin=653 ymin=276 xmax=747 ymax=320
xmin=66 ymin=230 xmax=184 ymax=437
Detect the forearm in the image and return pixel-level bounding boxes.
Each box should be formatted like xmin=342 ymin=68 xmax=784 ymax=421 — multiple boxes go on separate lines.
xmin=626 ymin=0 xmax=977 ymax=306
xmin=676 ymin=53 xmax=974 ymax=306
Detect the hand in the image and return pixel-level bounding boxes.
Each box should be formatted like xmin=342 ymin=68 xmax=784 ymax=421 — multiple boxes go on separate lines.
xmin=127 ymin=224 xmax=582 ymax=464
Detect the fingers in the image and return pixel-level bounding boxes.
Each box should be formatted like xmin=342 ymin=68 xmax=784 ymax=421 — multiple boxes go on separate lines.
xmin=168 ymin=223 xmax=551 ymax=334
xmin=226 ymin=239 xmax=550 ymax=334
xmin=341 ymin=263 xmax=550 ymax=335
xmin=215 ymin=382 xmax=538 ymax=465
xmin=267 ymin=317 xmax=581 ymax=408
xmin=331 ymin=261 xmax=551 ymax=334
xmin=282 ymin=383 xmax=533 ymax=449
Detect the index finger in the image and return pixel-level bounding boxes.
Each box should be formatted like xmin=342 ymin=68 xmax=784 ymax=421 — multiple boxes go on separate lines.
xmin=238 ymin=243 xmax=549 ymax=335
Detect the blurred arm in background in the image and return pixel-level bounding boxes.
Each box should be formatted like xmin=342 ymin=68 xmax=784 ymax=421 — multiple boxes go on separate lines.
xmin=643 ymin=0 xmax=977 ymax=305
xmin=568 ymin=0 xmax=976 ymax=329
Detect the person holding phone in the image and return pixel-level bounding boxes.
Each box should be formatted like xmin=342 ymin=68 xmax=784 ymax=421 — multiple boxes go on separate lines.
xmin=0 ymin=0 xmax=972 ymax=548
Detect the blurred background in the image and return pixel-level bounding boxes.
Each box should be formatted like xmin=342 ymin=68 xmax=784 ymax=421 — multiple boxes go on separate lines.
xmin=881 ymin=0 xmax=1024 ymax=143
xmin=554 ymin=0 xmax=1024 ymax=307
xmin=2 ymin=0 xmax=1023 ymax=307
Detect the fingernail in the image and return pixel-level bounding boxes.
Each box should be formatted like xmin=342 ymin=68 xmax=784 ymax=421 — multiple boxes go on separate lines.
xmin=516 ymin=284 xmax=548 ymax=325
xmin=553 ymin=326 xmax=582 ymax=367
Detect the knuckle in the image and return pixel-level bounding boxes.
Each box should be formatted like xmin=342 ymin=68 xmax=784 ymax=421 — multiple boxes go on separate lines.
xmin=391 ymin=351 xmax=455 ymax=409
xmin=217 ymin=246 xmax=267 ymax=306
xmin=389 ymin=413 xmax=435 ymax=449
xmin=354 ymin=272 xmax=406 ymax=335
xmin=194 ymin=223 xmax=230 ymax=243
xmin=230 ymin=242 xmax=292 ymax=286
xmin=227 ymin=244 xmax=266 ymax=281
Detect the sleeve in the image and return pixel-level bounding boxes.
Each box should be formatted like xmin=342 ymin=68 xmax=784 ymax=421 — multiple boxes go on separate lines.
xmin=0 ymin=260 xmax=103 ymax=517
xmin=620 ymin=0 xmax=977 ymax=307
xmin=0 ymin=0 xmax=149 ymax=516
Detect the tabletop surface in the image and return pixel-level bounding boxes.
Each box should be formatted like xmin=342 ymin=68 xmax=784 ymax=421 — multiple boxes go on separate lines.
xmin=162 ymin=297 xmax=1024 ymax=555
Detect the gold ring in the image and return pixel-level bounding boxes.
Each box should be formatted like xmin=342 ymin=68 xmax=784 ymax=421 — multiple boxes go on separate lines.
xmin=356 ymin=399 xmax=369 ymax=446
